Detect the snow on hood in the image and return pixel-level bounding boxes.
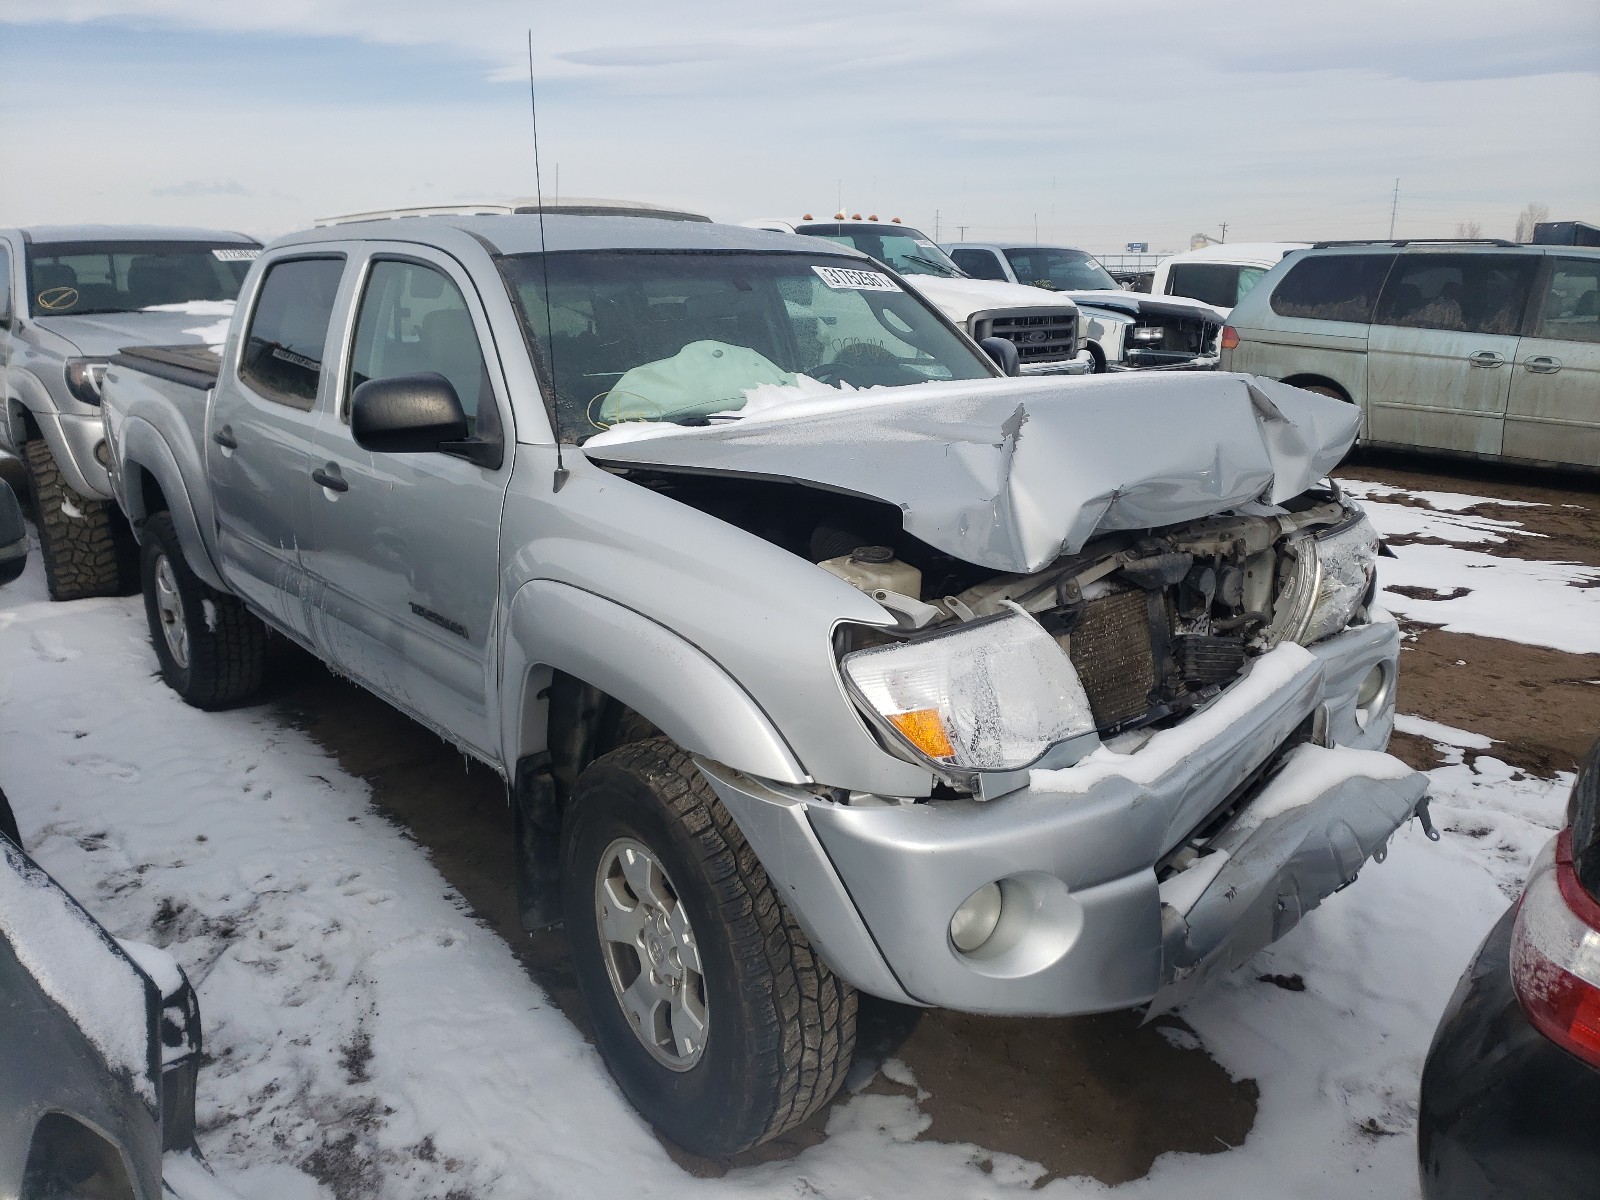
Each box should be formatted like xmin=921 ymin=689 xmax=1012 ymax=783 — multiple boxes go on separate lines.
xmin=31 ymin=300 xmax=237 ymax=355
xmin=584 ymin=372 xmax=1360 ymax=574
xmin=1063 ymin=290 xmax=1226 ymax=322
xmin=902 ymin=274 xmax=1078 ymax=323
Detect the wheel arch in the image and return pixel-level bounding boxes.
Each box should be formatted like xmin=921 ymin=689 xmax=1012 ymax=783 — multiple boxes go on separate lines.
xmin=117 ymin=418 xmax=225 ymax=591
xmin=1280 ymin=373 xmax=1353 ymax=402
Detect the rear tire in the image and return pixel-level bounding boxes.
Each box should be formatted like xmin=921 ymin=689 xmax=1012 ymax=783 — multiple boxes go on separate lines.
xmin=24 ymin=439 xmax=128 ymax=601
xmin=140 ymin=511 xmax=266 ymax=710
xmin=562 ymin=738 xmax=856 ymax=1155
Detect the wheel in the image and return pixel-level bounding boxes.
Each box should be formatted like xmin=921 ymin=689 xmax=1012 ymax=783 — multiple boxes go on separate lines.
xmin=140 ymin=511 xmax=266 ymax=710
xmin=1296 ymin=382 xmax=1349 ymax=402
xmin=562 ymin=738 xmax=856 ymax=1155
xmin=24 ymin=439 xmax=129 ymax=601
xmin=1086 ymin=342 xmax=1108 ymax=373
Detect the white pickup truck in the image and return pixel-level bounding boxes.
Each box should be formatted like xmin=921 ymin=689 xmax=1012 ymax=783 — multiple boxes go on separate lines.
xmin=100 ymin=211 xmax=1428 ymax=1155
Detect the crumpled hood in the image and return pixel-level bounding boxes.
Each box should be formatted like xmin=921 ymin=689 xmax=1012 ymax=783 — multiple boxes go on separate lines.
xmin=584 ymin=372 xmax=1360 ymax=575
xmin=1063 ymin=290 xmax=1226 ymax=323
xmin=31 ymin=302 xmax=235 ymax=356
xmin=903 ymin=275 xmax=1079 ymax=324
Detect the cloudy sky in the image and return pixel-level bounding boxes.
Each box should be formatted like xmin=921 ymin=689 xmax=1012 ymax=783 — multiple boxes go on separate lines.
xmin=2 ymin=1 xmax=1596 ymax=253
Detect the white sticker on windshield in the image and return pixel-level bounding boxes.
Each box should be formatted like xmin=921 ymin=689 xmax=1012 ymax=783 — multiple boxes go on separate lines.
xmin=812 ymin=265 xmax=901 ymax=292
xmin=915 ymin=239 xmax=936 ymax=248
xmin=212 ymin=248 xmax=260 ymax=261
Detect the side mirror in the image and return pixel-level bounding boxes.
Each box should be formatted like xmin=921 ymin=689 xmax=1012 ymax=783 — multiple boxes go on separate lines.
xmin=978 ymin=336 xmax=1021 ymax=377
xmin=0 ymin=479 xmax=28 ymax=587
xmin=0 ymin=296 xmax=13 ymax=329
xmin=351 ymin=372 xmax=469 ymax=453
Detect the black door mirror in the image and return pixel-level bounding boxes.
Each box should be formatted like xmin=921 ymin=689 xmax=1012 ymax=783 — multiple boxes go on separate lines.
xmin=350 ymin=372 xmax=469 ymax=453
xmin=0 ymin=479 xmax=28 ymax=587
xmin=978 ymin=336 xmax=1021 ymax=377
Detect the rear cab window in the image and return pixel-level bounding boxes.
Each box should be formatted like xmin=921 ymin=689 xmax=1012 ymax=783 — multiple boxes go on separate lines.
xmin=23 ymin=240 xmax=257 ymax=317
xmin=238 ymin=257 xmax=347 ymax=410
xmin=1269 ymin=253 xmax=1396 ymax=324
xmin=950 ymin=249 xmax=1008 ymax=281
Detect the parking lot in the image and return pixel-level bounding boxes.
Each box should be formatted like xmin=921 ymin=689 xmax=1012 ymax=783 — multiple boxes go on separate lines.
xmin=3 ymin=448 xmax=1592 ymax=1199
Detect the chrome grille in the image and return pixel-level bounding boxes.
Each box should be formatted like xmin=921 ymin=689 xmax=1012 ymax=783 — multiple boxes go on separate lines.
xmin=971 ymin=309 xmax=1078 ymax=363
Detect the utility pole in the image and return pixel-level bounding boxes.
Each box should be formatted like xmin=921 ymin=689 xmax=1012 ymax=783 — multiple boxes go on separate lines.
xmin=1389 ymin=178 xmax=1400 ymax=238
xmin=1219 ymin=221 xmax=1228 ymax=243
xmin=934 ymin=209 xmax=940 ymax=240
xmin=958 ymin=224 xmax=968 ymax=240
xmin=1034 ymin=213 xmax=1039 ymax=242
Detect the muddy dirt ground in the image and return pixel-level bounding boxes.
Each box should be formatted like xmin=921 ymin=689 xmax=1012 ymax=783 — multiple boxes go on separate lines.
xmin=259 ymin=449 xmax=1595 ymax=1188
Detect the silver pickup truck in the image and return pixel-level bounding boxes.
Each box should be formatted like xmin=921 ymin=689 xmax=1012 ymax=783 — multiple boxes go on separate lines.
xmin=100 ymin=213 xmax=1429 ymax=1155
xmin=0 ymin=225 xmax=260 ymax=598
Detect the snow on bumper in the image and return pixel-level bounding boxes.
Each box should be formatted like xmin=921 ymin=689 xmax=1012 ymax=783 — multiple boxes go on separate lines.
xmin=699 ymin=618 xmax=1427 ymax=1016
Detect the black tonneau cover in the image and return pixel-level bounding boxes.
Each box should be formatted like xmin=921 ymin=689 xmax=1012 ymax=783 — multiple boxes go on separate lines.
xmin=111 ymin=344 xmax=221 ymax=392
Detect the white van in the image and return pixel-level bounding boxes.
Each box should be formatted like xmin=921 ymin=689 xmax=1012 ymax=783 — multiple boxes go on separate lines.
xmin=1150 ymin=243 xmax=1309 ymax=314
xmin=1220 ymin=241 xmax=1600 ymax=471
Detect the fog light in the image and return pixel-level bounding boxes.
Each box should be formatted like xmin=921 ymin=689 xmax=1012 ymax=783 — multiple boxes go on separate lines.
xmin=1354 ymin=664 xmax=1388 ymax=729
xmin=93 ymin=439 xmax=111 ymax=467
xmin=949 ymin=882 xmax=1003 ymax=953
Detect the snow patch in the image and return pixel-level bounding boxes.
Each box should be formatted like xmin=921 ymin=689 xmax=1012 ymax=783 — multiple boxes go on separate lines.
xmin=1394 ymin=714 xmax=1495 ymax=751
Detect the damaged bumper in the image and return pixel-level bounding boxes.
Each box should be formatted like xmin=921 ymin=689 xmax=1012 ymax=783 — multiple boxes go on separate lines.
xmin=701 ymin=615 xmax=1428 ymax=1016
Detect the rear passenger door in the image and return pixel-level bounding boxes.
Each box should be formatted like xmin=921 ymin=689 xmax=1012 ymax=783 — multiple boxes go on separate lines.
xmin=301 ymin=248 xmax=512 ymax=762
xmin=1504 ymin=256 xmax=1600 ymax=469
xmin=209 ymin=254 xmax=348 ymax=642
xmin=1366 ymin=253 xmax=1538 ymax=456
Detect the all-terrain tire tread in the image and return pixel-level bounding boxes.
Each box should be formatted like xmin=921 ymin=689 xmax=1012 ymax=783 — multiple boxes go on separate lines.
xmin=142 ymin=511 xmax=267 ymax=709
xmin=600 ymin=738 xmax=857 ymax=1150
xmin=24 ymin=439 xmax=123 ymax=600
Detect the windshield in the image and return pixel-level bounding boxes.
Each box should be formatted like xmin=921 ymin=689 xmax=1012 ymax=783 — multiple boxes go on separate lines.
xmin=500 ymin=250 xmax=994 ymax=443
xmin=1002 ymin=248 xmax=1118 ymax=292
xmin=794 ymin=224 xmax=965 ymax=278
xmin=25 ymin=240 xmax=259 ymax=317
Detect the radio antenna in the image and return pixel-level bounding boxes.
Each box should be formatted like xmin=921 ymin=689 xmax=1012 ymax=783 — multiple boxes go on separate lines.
xmin=528 ymin=30 xmax=568 ymax=492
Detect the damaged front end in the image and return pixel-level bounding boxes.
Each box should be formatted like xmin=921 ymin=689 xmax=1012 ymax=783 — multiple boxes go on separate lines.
xmin=592 ymin=373 xmax=1429 ymax=1015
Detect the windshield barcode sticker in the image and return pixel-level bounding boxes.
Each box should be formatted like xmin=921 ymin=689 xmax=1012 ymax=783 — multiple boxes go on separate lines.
xmin=212 ymin=248 xmax=261 ymax=261
xmin=812 ymin=265 xmax=900 ymax=292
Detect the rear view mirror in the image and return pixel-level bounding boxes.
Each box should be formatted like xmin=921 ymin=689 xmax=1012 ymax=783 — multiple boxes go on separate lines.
xmin=350 ymin=372 xmax=469 ymax=453
xmin=0 ymin=479 xmax=27 ymax=587
xmin=978 ymin=336 xmax=1021 ymax=377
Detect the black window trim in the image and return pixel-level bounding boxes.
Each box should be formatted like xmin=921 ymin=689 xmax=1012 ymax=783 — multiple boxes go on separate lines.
xmin=236 ymin=253 xmax=348 ymax=413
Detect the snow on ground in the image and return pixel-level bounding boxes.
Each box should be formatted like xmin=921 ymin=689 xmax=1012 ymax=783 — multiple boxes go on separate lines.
xmin=0 ymin=513 xmax=1573 ymax=1199
xmin=1342 ymin=478 xmax=1600 ymax=654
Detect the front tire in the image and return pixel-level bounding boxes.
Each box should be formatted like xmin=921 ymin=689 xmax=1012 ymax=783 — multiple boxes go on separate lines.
xmin=562 ymin=738 xmax=856 ymax=1155
xmin=24 ymin=439 xmax=130 ymax=601
xmin=140 ymin=511 xmax=266 ymax=710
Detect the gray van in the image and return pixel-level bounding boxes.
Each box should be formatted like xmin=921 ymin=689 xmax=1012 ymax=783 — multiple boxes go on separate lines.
xmin=1220 ymin=241 xmax=1600 ymax=471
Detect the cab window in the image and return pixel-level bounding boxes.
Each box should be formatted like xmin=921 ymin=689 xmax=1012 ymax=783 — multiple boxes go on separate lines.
xmin=950 ymin=249 xmax=1008 ymax=281
xmin=347 ymin=260 xmax=493 ymax=434
xmin=1533 ymin=259 xmax=1600 ymax=344
xmin=0 ymin=244 xmax=11 ymax=321
xmin=239 ymin=257 xmax=346 ymax=409
xmin=1373 ymin=253 xmax=1538 ymax=336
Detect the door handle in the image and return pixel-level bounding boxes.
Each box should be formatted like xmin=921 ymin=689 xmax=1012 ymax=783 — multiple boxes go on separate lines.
xmin=1524 ymin=355 xmax=1562 ymax=374
xmin=212 ymin=425 xmax=238 ymax=449
xmin=311 ymin=466 xmax=348 ymax=493
xmin=1467 ymin=351 xmax=1504 ymax=368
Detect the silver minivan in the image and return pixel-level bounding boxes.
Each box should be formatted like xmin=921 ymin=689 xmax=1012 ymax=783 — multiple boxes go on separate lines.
xmin=1220 ymin=241 xmax=1600 ymax=471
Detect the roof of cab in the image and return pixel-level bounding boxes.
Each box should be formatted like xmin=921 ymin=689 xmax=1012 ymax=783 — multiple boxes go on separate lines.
xmin=268 ymin=214 xmax=866 ymax=260
xmin=7 ymin=225 xmax=260 ymax=245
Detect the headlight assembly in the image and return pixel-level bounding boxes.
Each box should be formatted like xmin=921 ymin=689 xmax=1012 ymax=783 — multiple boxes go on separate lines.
xmin=1268 ymin=512 xmax=1380 ymax=647
xmin=840 ymin=610 xmax=1097 ymax=774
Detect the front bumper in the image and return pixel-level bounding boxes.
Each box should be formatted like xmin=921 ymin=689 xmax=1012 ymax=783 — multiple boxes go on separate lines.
xmin=702 ymin=615 xmax=1426 ymax=1015
xmin=41 ymin=410 xmax=114 ymax=498
xmin=1019 ymin=349 xmax=1095 ymax=376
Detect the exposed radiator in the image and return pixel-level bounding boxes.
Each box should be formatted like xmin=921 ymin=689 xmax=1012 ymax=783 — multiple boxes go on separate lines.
xmin=1067 ymin=588 xmax=1157 ymax=730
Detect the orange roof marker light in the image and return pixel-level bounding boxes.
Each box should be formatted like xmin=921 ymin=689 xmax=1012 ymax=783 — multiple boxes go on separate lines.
xmin=851 ymin=212 xmax=863 ymax=220
xmin=891 ymin=217 xmax=903 ymax=224
xmin=802 ymin=213 xmax=813 ymax=220
xmin=834 ymin=211 xmax=846 ymax=220
xmin=867 ymin=213 xmax=879 ymax=221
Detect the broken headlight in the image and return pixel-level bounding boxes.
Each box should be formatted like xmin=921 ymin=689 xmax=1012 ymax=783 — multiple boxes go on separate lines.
xmin=1268 ymin=512 xmax=1380 ymax=647
xmin=840 ymin=610 xmax=1096 ymax=773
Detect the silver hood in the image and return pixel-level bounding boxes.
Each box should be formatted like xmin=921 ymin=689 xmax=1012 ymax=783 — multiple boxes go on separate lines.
xmin=584 ymin=373 xmax=1359 ymax=574
xmin=30 ymin=304 xmax=234 ymax=357
xmin=1063 ymin=290 xmax=1226 ymax=323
